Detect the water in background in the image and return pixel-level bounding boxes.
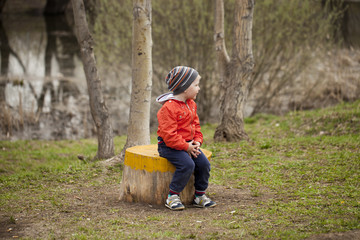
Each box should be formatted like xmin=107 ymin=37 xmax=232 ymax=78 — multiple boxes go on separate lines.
xmin=0 ymin=10 xmax=133 ymax=140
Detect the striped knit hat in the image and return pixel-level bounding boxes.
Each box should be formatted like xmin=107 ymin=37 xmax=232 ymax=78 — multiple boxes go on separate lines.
xmin=166 ymin=66 xmax=199 ymax=95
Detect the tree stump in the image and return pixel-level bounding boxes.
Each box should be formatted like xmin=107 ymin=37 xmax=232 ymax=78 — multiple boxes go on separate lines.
xmin=119 ymin=144 xmax=212 ymax=205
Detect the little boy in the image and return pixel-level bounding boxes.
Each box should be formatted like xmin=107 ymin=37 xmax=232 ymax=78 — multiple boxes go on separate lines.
xmin=156 ymin=66 xmax=216 ymax=210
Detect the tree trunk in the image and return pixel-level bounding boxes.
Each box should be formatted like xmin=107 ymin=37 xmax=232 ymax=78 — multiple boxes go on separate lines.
xmin=71 ymin=0 xmax=114 ymax=159
xmin=0 ymin=0 xmax=6 ymax=13
xmin=120 ymin=0 xmax=152 ymax=160
xmin=214 ymin=0 xmax=254 ymax=142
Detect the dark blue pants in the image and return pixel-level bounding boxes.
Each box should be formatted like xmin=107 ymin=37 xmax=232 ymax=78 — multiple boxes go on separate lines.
xmin=158 ymin=137 xmax=211 ymax=193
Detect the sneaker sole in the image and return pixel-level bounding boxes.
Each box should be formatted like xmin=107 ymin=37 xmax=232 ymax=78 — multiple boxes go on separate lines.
xmin=165 ymin=203 xmax=185 ymax=210
xmin=193 ymin=202 xmax=217 ymax=208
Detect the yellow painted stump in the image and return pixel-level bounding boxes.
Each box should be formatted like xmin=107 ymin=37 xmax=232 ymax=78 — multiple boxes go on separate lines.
xmin=119 ymin=144 xmax=212 ymax=205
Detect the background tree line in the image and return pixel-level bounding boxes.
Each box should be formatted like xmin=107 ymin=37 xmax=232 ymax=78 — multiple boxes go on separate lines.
xmin=0 ymin=0 xmax=357 ymax=159
xmin=13 ymin=0 xmax=348 ymax=159
xmin=92 ymin=0 xmax=345 ymax=126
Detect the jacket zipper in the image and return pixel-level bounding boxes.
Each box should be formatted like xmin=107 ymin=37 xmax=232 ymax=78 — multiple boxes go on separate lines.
xmin=185 ymin=101 xmax=194 ymax=140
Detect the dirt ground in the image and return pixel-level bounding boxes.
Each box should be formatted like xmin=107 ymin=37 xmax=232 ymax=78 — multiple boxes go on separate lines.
xmin=1 ymin=180 xmax=360 ymax=240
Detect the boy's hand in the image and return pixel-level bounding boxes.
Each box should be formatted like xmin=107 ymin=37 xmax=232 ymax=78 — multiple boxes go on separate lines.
xmin=193 ymin=141 xmax=201 ymax=148
xmin=187 ymin=140 xmax=201 ymax=158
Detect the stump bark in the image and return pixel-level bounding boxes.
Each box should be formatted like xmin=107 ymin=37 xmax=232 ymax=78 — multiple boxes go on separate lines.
xmin=119 ymin=144 xmax=212 ymax=205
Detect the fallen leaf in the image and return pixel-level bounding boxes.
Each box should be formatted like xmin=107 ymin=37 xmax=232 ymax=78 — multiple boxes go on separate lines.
xmin=74 ymin=196 xmax=83 ymax=201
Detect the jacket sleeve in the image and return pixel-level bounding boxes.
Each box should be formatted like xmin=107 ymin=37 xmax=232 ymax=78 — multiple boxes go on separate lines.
xmin=192 ymin=102 xmax=203 ymax=145
xmin=157 ymin=104 xmax=189 ymax=151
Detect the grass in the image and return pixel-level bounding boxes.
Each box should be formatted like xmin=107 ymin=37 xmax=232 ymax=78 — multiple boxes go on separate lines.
xmin=1 ymin=100 xmax=359 ymax=239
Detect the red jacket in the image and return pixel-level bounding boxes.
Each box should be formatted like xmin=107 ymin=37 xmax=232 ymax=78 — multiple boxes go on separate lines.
xmin=157 ymin=99 xmax=203 ymax=151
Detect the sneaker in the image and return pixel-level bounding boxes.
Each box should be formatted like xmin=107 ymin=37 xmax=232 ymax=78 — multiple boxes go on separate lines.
xmin=193 ymin=195 xmax=217 ymax=208
xmin=165 ymin=195 xmax=185 ymax=210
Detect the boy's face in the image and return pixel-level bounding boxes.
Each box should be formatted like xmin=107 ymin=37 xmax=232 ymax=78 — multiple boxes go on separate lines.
xmin=185 ymin=75 xmax=201 ymax=100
